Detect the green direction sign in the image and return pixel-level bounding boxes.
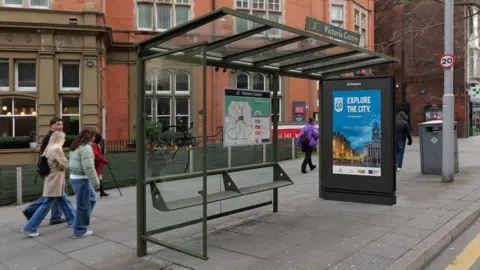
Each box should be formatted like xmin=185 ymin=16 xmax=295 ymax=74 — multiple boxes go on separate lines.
xmin=305 ymin=16 xmax=361 ymax=46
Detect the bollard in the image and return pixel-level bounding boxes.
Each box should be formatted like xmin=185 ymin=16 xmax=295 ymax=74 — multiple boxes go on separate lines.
xmin=291 ymin=138 xmax=296 ymax=160
xmin=16 ymin=167 xmax=22 ymax=205
xmin=189 ymin=149 xmax=194 ymax=173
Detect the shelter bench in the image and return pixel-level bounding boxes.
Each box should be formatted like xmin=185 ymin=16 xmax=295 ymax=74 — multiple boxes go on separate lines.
xmin=146 ymin=162 xmax=293 ymax=212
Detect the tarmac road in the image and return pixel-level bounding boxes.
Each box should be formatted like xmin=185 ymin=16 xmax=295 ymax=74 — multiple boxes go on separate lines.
xmin=425 ymin=217 xmax=480 ymax=270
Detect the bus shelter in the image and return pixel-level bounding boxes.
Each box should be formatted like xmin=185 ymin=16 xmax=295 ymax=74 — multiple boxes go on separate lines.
xmin=135 ymin=7 xmax=399 ymax=260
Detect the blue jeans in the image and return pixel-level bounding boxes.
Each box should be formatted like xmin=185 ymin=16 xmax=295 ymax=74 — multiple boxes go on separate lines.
xmin=24 ymin=175 xmax=73 ymax=223
xmin=396 ymin=141 xmax=406 ymax=168
xmin=23 ymin=194 xmax=76 ymax=233
xmin=70 ymin=178 xmax=97 ymax=237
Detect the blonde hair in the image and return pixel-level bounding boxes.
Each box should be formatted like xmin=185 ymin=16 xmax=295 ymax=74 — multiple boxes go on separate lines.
xmin=43 ymin=131 xmax=66 ymax=158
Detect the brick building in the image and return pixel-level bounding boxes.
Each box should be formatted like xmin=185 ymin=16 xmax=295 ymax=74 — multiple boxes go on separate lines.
xmin=0 ymin=0 xmax=375 ymax=164
xmin=374 ymin=0 xmax=473 ymax=138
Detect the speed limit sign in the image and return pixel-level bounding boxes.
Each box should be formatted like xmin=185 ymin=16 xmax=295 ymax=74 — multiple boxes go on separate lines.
xmin=440 ymin=54 xmax=455 ymax=69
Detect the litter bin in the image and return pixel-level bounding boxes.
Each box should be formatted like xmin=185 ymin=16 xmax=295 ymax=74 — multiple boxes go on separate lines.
xmin=418 ymin=120 xmax=459 ymax=175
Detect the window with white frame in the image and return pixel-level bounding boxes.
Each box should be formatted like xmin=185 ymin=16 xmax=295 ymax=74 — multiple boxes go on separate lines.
xmin=60 ymin=61 xmax=80 ymax=91
xmin=137 ymin=0 xmax=191 ymax=31
xmin=235 ymin=72 xmax=283 ymax=121
xmin=145 ymin=69 xmax=191 ymax=131
xmin=0 ymin=60 xmax=8 ymax=91
xmin=331 ymin=4 xmax=344 ymax=28
xmin=235 ymin=0 xmax=283 ymax=37
xmin=0 ymin=97 xmax=37 ymax=138
xmin=3 ymin=0 xmax=49 ymax=8
xmin=60 ymin=96 xmax=80 ymax=136
xmin=354 ymin=8 xmax=367 ymax=47
xmin=15 ymin=60 xmax=36 ymax=91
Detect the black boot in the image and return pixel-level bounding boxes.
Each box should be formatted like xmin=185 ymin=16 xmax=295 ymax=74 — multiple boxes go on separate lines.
xmin=99 ymin=182 xmax=110 ymax=198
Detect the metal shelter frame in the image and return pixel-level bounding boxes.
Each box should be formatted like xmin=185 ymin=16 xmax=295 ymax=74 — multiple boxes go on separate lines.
xmin=135 ymin=7 xmax=399 ymax=260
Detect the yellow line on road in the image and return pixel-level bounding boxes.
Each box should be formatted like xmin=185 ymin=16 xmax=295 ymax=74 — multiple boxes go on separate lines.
xmin=446 ymin=232 xmax=480 ymax=270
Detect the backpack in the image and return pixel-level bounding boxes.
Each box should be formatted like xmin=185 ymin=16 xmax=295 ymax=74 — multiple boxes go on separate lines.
xmin=38 ymin=156 xmax=50 ymax=176
xmin=300 ymin=127 xmax=313 ymax=147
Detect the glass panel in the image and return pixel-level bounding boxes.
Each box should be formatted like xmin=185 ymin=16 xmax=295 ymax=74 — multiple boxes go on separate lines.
xmin=15 ymin=117 xmax=36 ymax=137
xmin=0 ymin=62 xmax=8 ymax=89
xmin=145 ymin=97 xmax=153 ymax=117
xmin=236 ymin=0 xmax=248 ymax=8
xmin=175 ymin=6 xmax=190 ymax=26
xmin=146 ymin=72 xmax=153 ymax=92
xmin=175 ymin=72 xmax=189 ymax=92
xmin=331 ymin=5 xmax=343 ymax=20
xmin=61 ymin=63 xmax=80 ymax=89
xmin=0 ymin=118 xmax=13 ymax=137
xmin=5 ymin=0 xmax=22 ymax=5
xmin=31 ymin=0 xmax=48 ymax=6
xmin=268 ymin=0 xmax=280 ymax=11
xmin=236 ymin=11 xmax=250 ymax=34
xmin=157 ymin=5 xmax=172 ymax=30
xmin=268 ymin=12 xmax=281 ymax=36
xmin=176 ymin=0 xmax=188 ymax=3
xmin=137 ymin=3 xmax=153 ymax=29
xmin=295 ymin=53 xmax=374 ymax=71
xmin=157 ymin=70 xmax=171 ymax=92
xmin=14 ymin=98 xmax=36 ymax=115
xmin=0 ymin=98 xmax=12 ymax=116
xmin=252 ymin=11 xmax=266 ymax=29
xmin=354 ymin=10 xmax=359 ymax=25
xmin=320 ymin=59 xmax=389 ymax=74
xmin=331 ymin=21 xmax=343 ymax=28
xmin=361 ymin=30 xmax=366 ymax=46
xmin=253 ymin=73 xmax=265 ymax=90
xmin=62 ymin=116 xmax=80 ymax=136
xmin=175 ymin=115 xmax=189 ymax=132
xmin=176 ymin=97 xmax=189 ymax=115
xmin=157 ymin=97 xmax=171 ymax=116
xmin=361 ymin=14 xmax=366 ymax=28
xmin=157 ymin=116 xmax=170 ymax=127
xmin=61 ymin=96 xmax=80 ymax=115
xmin=236 ymin=73 xmax=249 ymax=89
xmin=275 ymin=46 xmax=352 ymax=67
xmin=17 ymin=62 xmax=36 ymax=88
xmin=253 ymin=0 xmax=265 ymax=9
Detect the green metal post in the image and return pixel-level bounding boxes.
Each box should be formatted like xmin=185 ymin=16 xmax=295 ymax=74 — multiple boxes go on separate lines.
xmin=318 ymin=79 xmax=323 ymax=198
xmin=201 ymin=44 xmax=208 ymax=259
xmin=136 ymin=53 xmax=147 ymax=256
xmin=272 ymin=74 xmax=279 ymax=213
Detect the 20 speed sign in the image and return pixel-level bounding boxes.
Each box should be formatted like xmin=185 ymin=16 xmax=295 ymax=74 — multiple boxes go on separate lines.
xmin=440 ymin=54 xmax=455 ymax=69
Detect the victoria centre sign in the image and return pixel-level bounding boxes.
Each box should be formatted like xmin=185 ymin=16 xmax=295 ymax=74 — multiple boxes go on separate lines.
xmin=305 ymin=17 xmax=361 ymax=45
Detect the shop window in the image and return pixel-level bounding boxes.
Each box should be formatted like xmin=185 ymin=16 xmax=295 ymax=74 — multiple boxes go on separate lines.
xmin=60 ymin=61 xmax=80 ymax=91
xmin=0 ymin=61 xmax=8 ymax=91
xmin=137 ymin=0 xmax=191 ymax=31
xmin=15 ymin=60 xmax=36 ymax=91
xmin=60 ymin=96 xmax=80 ymax=136
xmin=0 ymin=97 xmax=37 ymax=141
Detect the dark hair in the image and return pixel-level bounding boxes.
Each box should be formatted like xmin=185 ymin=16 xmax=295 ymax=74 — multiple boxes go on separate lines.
xmin=49 ymin=117 xmax=63 ymax=126
xmin=94 ymin=132 xmax=103 ymax=144
xmin=308 ymin=117 xmax=315 ymax=124
xmin=69 ymin=128 xmax=96 ymax=151
xmin=396 ymin=111 xmax=408 ymax=121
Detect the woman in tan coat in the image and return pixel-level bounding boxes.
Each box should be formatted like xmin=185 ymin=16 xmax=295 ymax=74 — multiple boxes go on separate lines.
xmin=23 ymin=131 xmax=76 ymax=238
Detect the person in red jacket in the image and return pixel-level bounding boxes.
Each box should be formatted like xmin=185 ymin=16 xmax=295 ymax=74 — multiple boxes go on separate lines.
xmin=93 ymin=132 xmax=110 ymax=198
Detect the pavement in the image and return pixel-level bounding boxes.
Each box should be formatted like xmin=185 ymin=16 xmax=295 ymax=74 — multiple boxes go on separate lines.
xmin=2 ymin=136 xmax=480 ymax=269
xmin=425 ymin=216 xmax=480 ymax=270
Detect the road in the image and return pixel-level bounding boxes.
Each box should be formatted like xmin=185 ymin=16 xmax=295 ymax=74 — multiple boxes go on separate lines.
xmin=426 ymin=218 xmax=480 ymax=270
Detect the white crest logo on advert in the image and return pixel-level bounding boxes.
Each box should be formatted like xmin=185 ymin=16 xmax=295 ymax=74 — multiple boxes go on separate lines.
xmin=334 ymin=97 xmax=343 ymax=112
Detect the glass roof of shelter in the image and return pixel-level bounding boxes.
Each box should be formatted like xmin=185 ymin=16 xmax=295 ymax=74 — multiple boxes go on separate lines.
xmin=137 ymin=8 xmax=399 ymax=80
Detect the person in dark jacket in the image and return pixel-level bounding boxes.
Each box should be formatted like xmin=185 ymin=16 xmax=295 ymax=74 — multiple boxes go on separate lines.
xmin=395 ymin=111 xmax=412 ymax=170
xmin=22 ymin=118 xmax=74 ymax=224
xmin=296 ymin=118 xmax=319 ymax=173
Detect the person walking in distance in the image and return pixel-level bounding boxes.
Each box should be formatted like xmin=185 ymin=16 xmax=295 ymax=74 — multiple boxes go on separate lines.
xmin=22 ymin=118 xmax=74 ymax=224
xmin=395 ymin=111 xmax=412 ymax=170
xmin=22 ymin=131 xmax=76 ymax=237
xmin=92 ymin=132 xmax=110 ymax=198
xmin=297 ymin=117 xmax=319 ymax=173
xmin=68 ymin=128 xmax=100 ymax=238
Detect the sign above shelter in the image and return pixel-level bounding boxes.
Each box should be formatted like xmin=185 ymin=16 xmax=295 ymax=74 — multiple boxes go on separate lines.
xmin=305 ymin=17 xmax=361 ymax=46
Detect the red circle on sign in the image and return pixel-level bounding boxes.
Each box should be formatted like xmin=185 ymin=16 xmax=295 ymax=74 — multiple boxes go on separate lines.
xmin=439 ymin=54 xmax=455 ymax=69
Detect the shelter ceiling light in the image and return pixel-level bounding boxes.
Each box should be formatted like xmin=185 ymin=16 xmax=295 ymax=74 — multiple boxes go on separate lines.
xmin=2 ymin=106 xmax=6 ymax=111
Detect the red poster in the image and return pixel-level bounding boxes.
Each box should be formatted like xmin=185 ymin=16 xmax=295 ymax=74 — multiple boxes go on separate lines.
xmin=294 ymin=106 xmax=305 ymax=114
